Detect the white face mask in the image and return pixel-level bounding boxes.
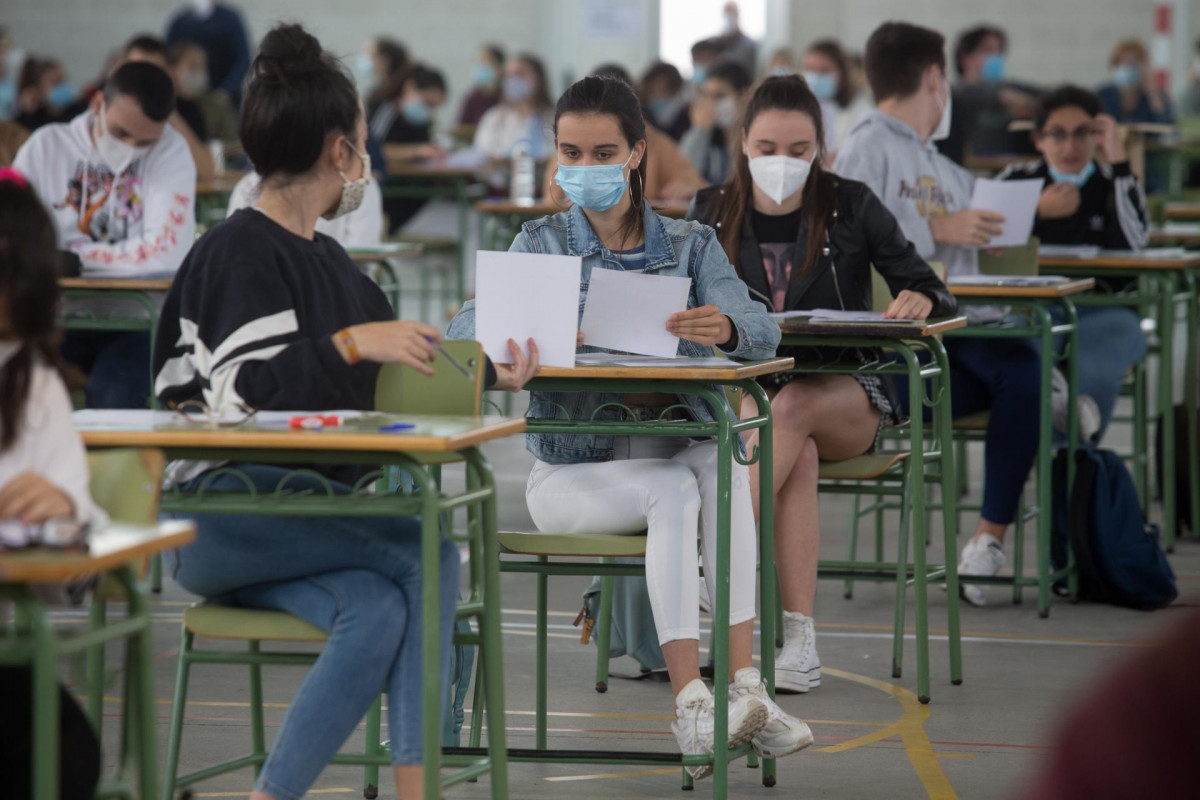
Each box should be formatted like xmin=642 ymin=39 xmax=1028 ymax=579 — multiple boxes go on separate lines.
xmin=94 ymin=104 xmax=141 ymax=173
xmin=930 ymin=77 xmax=952 ymax=142
xmin=747 ymin=154 xmax=813 ymax=205
xmin=715 ymin=96 xmax=738 ymax=128
xmin=323 ymin=142 xmax=371 ymax=220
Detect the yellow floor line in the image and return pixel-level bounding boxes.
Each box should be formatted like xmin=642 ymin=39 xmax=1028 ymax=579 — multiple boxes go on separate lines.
xmin=821 ymin=666 xmax=956 ymax=800
xmin=543 ymin=767 xmax=678 ymax=782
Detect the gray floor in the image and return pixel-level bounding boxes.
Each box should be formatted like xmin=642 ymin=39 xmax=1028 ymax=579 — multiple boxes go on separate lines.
xmin=64 ymin=390 xmax=1200 ymax=800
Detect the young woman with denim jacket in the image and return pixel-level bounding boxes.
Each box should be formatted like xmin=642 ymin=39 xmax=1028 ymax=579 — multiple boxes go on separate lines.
xmin=448 ymin=75 xmax=812 ymax=779
xmin=690 ymin=76 xmax=956 ymax=695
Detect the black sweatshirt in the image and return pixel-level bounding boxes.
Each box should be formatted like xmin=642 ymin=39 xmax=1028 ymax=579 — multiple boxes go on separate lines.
xmin=997 ymin=159 xmax=1149 ymax=250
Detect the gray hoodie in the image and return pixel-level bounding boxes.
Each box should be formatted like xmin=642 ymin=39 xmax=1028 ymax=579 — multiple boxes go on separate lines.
xmin=835 ymin=111 xmax=1002 ymax=323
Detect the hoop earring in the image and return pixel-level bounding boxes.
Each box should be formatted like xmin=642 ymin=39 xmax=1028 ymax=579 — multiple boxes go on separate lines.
xmin=548 ymin=175 xmax=571 ymax=210
xmin=630 ymin=168 xmax=644 ymax=206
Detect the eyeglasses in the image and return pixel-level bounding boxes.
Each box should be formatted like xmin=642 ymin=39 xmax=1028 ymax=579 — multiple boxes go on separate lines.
xmin=1038 ymin=125 xmax=1095 ymax=145
xmin=0 ymin=518 xmax=89 ymax=551
xmin=169 ymin=400 xmax=260 ymax=428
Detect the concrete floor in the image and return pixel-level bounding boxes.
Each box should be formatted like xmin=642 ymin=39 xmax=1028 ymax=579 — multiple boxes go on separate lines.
xmin=60 ymin=391 xmax=1200 ymax=800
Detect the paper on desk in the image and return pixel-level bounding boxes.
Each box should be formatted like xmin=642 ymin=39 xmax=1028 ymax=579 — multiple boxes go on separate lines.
xmin=969 ymin=178 xmax=1043 ymax=248
xmin=947 ymin=275 xmax=1069 ymax=286
xmin=580 ymin=269 xmax=691 ymax=357
xmin=574 ymin=353 xmax=734 ymax=368
xmin=475 ymin=250 xmax=581 ymax=367
xmin=767 ymin=310 xmax=811 ymax=320
xmin=73 ymin=410 xmax=178 ymax=429
xmin=806 ymin=309 xmax=917 ymax=323
xmin=1037 ymin=244 xmax=1101 ymax=258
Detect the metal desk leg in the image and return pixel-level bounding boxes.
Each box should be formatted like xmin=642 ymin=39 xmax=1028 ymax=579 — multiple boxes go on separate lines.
xmin=1030 ymin=305 xmax=1056 ymax=618
xmin=1184 ymin=270 xmax=1199 ymax=539
xmin=928 ymin=338 xmax=962 ymax=685
xmin=902 ymin=347 xmax=931 ymax=703
xmin=1159 ymin=274 xmax=1179 ymax=550
xmin=1062 ymin=300 xmax=1081 ymax=600
xmin=25 ymin=597 xmax=60 ymax=800
xmin=711 ymin=399 xmax=733 ymax=798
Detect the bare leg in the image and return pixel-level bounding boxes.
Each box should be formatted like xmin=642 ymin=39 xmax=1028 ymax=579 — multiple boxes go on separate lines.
xmin=395 ymin=765 xmax=428 ymax=800
xmin=663 ymin=638 xmax=702 ymax=695
xmin=974 ymin=518 xmax=1008 ymax=543
xmin=743 ymin=376 xmax=881 ymax=615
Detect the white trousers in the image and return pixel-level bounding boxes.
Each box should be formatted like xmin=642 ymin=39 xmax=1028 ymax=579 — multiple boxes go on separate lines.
xmin=526 ymin=436 xmax=757 ymax=644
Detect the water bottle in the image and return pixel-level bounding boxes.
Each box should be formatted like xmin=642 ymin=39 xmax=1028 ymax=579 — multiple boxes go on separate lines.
xmin=510 ymin=139 xmax=536 ymax=206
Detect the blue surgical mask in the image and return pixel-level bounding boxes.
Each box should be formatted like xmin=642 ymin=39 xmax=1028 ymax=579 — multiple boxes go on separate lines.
xmin=1049 ymin=160 xmax=1096 ymax=188
xmin=802 ymin=71 xmax=837 ymax=101
xmin=503 ymin=75 xmax=533 ymax=102
xmin=354 ymin=53 xmax=374 ymax=81
xmin=554 ymin=152 xmax=634 ymax=212
xmin=691 ymin=66 xmax=707 ymax=86
xmin=402 ymin=99 xmax=431 ymax=126
xmin=648 ymin=96 xmax=683 ymax=126
xmin=982 ymin=53 xmax=1006 ymax=83
xmin=1112 ymin=64 xmax=1140 ymax=88
xmin=48 ymin=81 xmax=74 ymax=107
xmin=771 ymin=66 xmax=796 ymax=77
xmin=473 ymin=63 xmax=496 ymax=88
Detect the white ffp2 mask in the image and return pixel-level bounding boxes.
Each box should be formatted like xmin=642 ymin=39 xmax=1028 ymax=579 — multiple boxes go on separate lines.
xmin=748 ymin=154 xmax=813 ymax=205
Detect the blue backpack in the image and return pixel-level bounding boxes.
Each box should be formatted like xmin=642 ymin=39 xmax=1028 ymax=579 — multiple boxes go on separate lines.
xmin=1052 ymin=445 xmax=1177 ymax=610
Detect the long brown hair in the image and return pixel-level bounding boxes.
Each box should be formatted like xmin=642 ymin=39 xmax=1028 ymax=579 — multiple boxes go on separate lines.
xmin=713 ymin=75 xmax=838 ymax=277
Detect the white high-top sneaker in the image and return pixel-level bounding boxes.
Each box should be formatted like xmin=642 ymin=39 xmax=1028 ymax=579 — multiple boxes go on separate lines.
xmin=730 ymin=667 xmax=814 ymax=759
xmin=670 ymin=677 xmax=768 ymax=781
xmin=958 ymin=533 xmax=1007 ymax=607
xmin=776 ymin=611 xmax=821 ymax=693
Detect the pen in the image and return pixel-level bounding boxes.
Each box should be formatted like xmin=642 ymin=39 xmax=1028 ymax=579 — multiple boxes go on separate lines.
xmin=426 ymin=337 xmax=473 ymax=379
xmin=379 ymin=422 xmax=416 ymax=432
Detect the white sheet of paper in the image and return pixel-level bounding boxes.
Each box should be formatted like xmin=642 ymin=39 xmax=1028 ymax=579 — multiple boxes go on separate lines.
xmin=475 ymin=250 xmax=581 ymax=368
xmin=579 ymin=268 xmax=691 ymax=358
xmin=574 ymin=353 xmax=733 ymax=368
xmin=969 ymin=178 xmax=1043 ymax=248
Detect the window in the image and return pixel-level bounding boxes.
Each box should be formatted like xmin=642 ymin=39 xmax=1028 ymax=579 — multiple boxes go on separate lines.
xmin=658 ymin=0 xmax=766 ymax=78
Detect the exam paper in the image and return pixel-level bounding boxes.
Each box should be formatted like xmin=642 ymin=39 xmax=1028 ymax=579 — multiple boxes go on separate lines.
xmin=806 ymin=309 xmax=916 ymax=323
xmin=574 ymin=353 xmax=734 ymax=368
xmin=475 ymin=250 xmax=581 ymax=368
xmin=1037 ymin=244 xmax=1101 ymax=258
xmin=579 ymin=268 xmax=691 ymax=357
xmin=969 ymin=178 xmax=1043 ymax=248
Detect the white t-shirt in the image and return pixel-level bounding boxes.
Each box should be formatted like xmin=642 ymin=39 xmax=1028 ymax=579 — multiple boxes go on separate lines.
xmin=473 ymin=105 xmax=555 ymax=160
xmin=226 ymin=172 xmax=384 ymax=247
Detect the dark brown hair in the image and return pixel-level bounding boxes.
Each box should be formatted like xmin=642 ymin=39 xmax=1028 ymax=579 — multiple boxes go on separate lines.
xmin=865 ymin=21 xmax=946 ymax=102
xmin=0 ymin=173 xmax=63 ymax=451
xmin=807 ymin=39 xmax=854 ymax=108
xmin=513 ymin=53 xmax=553 ymax=110
xmin=712 ymin=75 xmax=837 ymax=277
xmin=240 ymin=24 xmax=360 ymax=180
xmin=954 ymin=25 xmax=1007 ymax=77
xmin=551 ymin=75 xmax=648 ymax=248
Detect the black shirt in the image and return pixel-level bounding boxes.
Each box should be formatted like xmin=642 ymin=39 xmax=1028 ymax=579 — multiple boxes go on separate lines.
xmin=176 ymin=96 xmax=208 ymax=142
xmin=750 ymin=209 xmax=802 ymax=312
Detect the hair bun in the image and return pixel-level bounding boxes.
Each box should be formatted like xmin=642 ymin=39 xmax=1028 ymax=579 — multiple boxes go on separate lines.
xmin=255 ymin=23 xmax=326 ymax=78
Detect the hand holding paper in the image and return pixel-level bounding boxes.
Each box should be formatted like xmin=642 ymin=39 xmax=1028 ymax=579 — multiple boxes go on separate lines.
xmin=580 ymin=268 xmax=691 ymax=357
xmin=969 ymin=178 xmax=1043 ymax=248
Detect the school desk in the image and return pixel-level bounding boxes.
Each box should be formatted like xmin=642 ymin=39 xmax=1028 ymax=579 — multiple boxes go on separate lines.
xmin=75 ymin=411 xmax=524 ymax=800
xmin=0 ymin=520 xmax=196 ymax=800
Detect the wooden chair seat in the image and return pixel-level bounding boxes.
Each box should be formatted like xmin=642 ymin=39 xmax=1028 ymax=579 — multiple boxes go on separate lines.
xmin=183 ymin=604 xmax=329 ymax=643
xmin=818 ymin=452 xmax=909 ymax=481
xmin=498 ymin=531 xmax=648 ymax=558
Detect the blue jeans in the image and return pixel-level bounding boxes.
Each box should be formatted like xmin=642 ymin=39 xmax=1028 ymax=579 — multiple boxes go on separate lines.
xmin=895 ymin=336 xmax=1042 ymax=526
xmin=1030 ymin=305 xmax=1147 ymax=440
xmin=166 ymin=465 xmax=460 ymax=800
xmin=60 ymin=330 xmax=150 ymax=409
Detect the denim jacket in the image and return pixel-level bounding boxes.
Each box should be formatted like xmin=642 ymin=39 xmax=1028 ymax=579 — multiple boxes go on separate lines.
xmin=448 ymin=202 xmax=780 ymax=464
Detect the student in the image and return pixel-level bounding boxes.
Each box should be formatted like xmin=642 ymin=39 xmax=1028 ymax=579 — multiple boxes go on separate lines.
xmin=802 ymin=39 xmax=871 ymax=154
xmin=638 ymin=60 xmax=691 ymax=141
xmin=690 ymin=75 xmax=956 ymax=691
xmin=14 ymin=61 xmax=196 ymax=409
xmin=473 ymin=53 xmax=555 ymax=162
xmin=449 ymin=75 xmax=812 ymax=775
xmin=764 ymin=47 xmax=798 ymax=77
xmin=167 ymin=40 xmax=239 ymax=150
xmin=152 ymin=25 xmax=538 ymax=800
xmin=680 ymin=60 xmax=752 ymax=185
xmin=360 ymin=37 xmax=409 ymax=110
xmin=1097 ymin=39 xmax=1174 ymax=125
xmin=836 ymin=22 xmax=1056 ymax=607
xmin=458 ymin=44 xmax=505 ymax=126
xmin=938 ymin=24 xmax=1040 ymax=164
xmin=123 ymin=34 xmax=217 ymax=182
xmin=690 ymin=38 xmax=723 ymax=87
xmin=164 ymin=0 xmax=251 ymax=105
xmin=226 ymin=170 xmax=384 ymax=246
xmin=14 ymin=58 xmax=68 ymax=131
xmin=0 ymin=167 xmax=103 ymax=800
xmin=998 ymin=85 xmax=1148 ymax=436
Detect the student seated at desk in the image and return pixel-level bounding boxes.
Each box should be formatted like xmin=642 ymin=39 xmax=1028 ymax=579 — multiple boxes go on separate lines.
xmin=458 ymin=43 xmax=505 ymax=126
xmin=689 ymin=75 xmax=957 ymax=691
xmin=449 ymin=75 xmax=812 ymax=777
xmin=998 ymin=85 xmax=1148 ymax=437
xmin=639 ymin=60 xmax=692 ymax=141
xmin=680 ymin=60 xmax=752 ymax=186
xmin=473 ymin=53 xmax=554 ymax=162
xmin=14 ymin=61 xmax=196 ymax=409
xmin=836 ymin=22 xmax=1075 ymax=607
xmin=152 ymin=25 xmax=537 ymax=800
xmin=0 ymin=168 xmax=102 ymax=800
xmin=1097 ymin=39 xmax=1175 ymax=126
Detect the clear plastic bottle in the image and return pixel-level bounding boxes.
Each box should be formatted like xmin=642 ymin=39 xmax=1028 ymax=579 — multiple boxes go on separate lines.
xmin=510 ymin=139 xmax=536 ymax=206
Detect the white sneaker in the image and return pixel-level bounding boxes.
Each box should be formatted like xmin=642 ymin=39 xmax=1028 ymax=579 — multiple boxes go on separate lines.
xmin=731 ymin=667 xmax=814 ymax=759
xmin=957 ymin=533 xmax=1006 ymax=607
xmin=776 ymin=610 xmax=821 ymax=693
xmin=1051 ymin=368 xmax=1101 ymax=442
xmin=670 ymin=678 xmax=768 ymax=781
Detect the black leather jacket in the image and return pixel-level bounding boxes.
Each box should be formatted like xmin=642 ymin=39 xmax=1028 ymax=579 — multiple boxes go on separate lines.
xmin=689 ymin=177 xmax=956 ymax=318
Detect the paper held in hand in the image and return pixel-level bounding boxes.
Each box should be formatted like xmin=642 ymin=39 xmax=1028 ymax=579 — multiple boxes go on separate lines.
xmin=969 ymin=177 xmax=1043 ymax=248
xmin=580 ymin=268 xmax=691 ymax=357
xmin=475 ymin=251 xmax=581 ymax=368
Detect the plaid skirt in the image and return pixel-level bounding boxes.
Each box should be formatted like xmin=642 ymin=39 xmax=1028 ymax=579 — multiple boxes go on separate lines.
xmin=757 ymin=371 xmax=897 ymax=452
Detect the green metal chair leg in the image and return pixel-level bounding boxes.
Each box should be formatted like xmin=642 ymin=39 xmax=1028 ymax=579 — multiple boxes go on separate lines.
xmin=86 ymin=595 xmax=107 ymax=733
xmin=845 ymin=494 xmax=862 ymax=599
xmin=162 ymin=628 xmax=193 ymax=800
xmin=594 ymin=567 xmax=615 ymax=693
xmin=773 ymin=581 xmax=783 ymax=649
xmin=248 ymin=641 xmax=266 ymax=779
xmin=363 ymin=695 xmax=382 ymax=799
xmin=28 ymin=599 xmax=60 ymax=800
xmin=890 ymin=464 xmax=914 ymax=680
xmin=535 ymin=558 xmax=549 ymax=751
xmin=1012 ymin=495 xmax=1026 ymax=605
xmin=468 ymin=662 xmax=485 ymax=749
xmin=150 ymin=553 xmax=163 ymax=593
xmin=1134 ymin=361 xmax=1149 ymax=503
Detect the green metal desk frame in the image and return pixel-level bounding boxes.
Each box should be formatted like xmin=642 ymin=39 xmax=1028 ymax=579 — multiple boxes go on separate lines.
xmin=108 ymin=445 xmax=510 ymax=800
xmin=463 ymin=375 xmax=778 ymax=798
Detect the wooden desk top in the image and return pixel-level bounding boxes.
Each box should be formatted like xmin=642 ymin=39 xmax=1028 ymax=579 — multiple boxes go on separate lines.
xmin=948 ymin=278 xmax=1095 ymax=298
xmin=76 ymin=413 xmax=527 ymax=454
xmin=535 ymin=357 xmax=794 ymax=381
xmin=777 ymin=316 xmax=968 ymax=338
xmin=1149 ymin=222 xmax=1200 ymax=244
xmin=195 ymin=172 xmax=247 ymax=195
xmin=59 ymin=277 xmax=173 ymax=292
xmin=1165 ymin=202 xmax=1200 ymax=221
xmin=0 ymin=521 xmax=195 ymax=583
xmin=344 ymin=242 xmax=425 ymax=261
xmin=475 ymin=198 xmax=689 ymax=219
xmin=1038 ymin=252 xmax=1200 ymax=270
xmin=963 ymin=154 xmax=1020 ymax=173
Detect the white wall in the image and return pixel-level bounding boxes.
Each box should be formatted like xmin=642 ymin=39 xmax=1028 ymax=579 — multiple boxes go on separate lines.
xmin=5 ymin=0 xmax=1200 ymax=117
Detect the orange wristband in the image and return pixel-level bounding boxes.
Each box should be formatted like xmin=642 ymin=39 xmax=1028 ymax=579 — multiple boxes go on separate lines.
xmin=338 ymin=328 xmax=360 ymax=365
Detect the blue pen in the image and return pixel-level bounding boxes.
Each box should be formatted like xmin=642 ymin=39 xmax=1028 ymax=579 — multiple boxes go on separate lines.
xmin=379 ymin=422 xmax=416 ymax=432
